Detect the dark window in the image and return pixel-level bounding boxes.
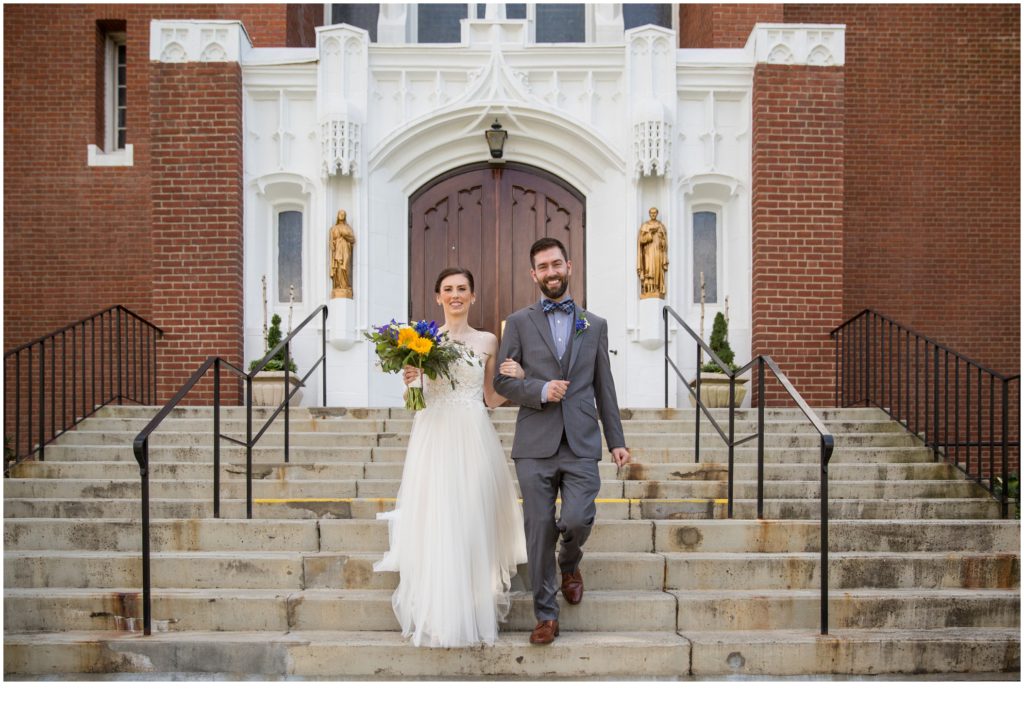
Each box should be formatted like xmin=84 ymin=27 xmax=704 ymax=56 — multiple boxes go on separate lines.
xmin=693 ymin=211 xmax=717 ymax=304
xmin=624 ymin=4 xmax=673 ymax=31
xmin=278 ymin=211 xmax=303 ymax=303
xmin=536 ymin=3 xmax=585 ymax=43
xmin=331 ymin=4 xmax=380 ymax=42
xmin=115 ymin=42 xmax=126 ymax=149
xmin=476 ymin=3 xmax=526 ymax=19
xmin=418 ymin=3 xmax=467 ymax=43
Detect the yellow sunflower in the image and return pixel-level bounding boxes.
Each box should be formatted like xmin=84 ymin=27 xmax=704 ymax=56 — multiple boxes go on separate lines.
xmin=396 ymin=326 xmax=419 ymax=348
xmin=407 ymin=337 xmax=434 ymax=356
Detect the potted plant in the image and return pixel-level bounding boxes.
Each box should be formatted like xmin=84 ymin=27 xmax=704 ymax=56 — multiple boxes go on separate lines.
xmin=689 ymin=311 xmax=748 ymax=408
xmin=249 ymin=313 xmax=303 ymax=407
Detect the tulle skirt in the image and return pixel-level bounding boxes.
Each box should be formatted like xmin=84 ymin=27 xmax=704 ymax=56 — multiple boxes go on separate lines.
xmin=373 ymin=400 xmax=528 ymax=647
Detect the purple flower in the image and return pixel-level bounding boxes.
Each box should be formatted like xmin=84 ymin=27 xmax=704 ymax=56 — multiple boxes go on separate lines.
xmin=575 ymin=312 xmax=590 ymax=337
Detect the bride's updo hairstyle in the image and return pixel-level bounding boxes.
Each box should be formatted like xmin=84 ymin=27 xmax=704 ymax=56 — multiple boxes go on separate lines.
xmin=434 ymin=267 xmax=475 ymax=293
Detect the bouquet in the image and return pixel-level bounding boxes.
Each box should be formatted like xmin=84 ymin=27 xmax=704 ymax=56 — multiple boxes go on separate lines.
xmin=365 ymin=319 xmax=464 ymax=411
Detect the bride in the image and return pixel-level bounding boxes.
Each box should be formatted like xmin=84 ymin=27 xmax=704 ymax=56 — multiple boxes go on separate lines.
xmin=373 ymin=267 xmax=528 ymax=647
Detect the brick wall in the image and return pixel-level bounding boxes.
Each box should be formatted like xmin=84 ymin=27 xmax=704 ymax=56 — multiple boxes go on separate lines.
xmin=678 ymin=4 xmax=783 ymax=48
xmin=286 ymin=4 xmax=323 ymax=47
xmin=752 ymin=65 xmax=845 ymax=406
xmin=4 ymin=4 xmax=293 ymax=407
xmin=785 ymin=4 xmax=1020 ymax=377
xmin=150 ymin=61 xmax=244 ymax=404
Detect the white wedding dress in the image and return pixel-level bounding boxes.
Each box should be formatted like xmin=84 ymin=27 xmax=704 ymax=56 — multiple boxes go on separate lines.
xmin=373 ymin=350 xmax=528 ymax=647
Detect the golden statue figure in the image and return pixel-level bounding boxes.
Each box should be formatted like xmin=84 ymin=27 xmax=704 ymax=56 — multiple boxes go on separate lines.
xmin=330 ymin=209 xmax=355 ymax=299
xmin=637 ymin=207 xmax=668 ymax=299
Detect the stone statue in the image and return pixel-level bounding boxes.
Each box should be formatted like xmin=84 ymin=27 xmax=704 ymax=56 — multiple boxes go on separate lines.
xmin=637 ymin=207 xmax=668 ymax=299
xmin=330 ymin=209 xmax=355 ymax=299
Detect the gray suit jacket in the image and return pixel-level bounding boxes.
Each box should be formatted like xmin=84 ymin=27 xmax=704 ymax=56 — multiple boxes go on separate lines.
xmin=494 ymin=303 xmax=625 ymax=460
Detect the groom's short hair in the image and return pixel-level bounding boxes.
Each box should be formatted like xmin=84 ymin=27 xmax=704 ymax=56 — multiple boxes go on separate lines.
xmin=529 ymin=237 xmax=569 ymax=268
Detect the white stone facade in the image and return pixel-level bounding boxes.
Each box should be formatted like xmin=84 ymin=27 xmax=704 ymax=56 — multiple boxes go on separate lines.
xmin=150 ymin=15 xmax=844 ymax=408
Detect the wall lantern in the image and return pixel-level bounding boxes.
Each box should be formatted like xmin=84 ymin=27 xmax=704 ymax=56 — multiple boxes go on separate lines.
xmin=485 ymin=119 xmax=508 ymax=160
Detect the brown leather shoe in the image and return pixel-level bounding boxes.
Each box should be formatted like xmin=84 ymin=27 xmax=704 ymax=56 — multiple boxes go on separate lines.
xmin=529 ymin=619 xmax=559 ymax=645
xmin=561 ymin=570 xmax=584 ymax=605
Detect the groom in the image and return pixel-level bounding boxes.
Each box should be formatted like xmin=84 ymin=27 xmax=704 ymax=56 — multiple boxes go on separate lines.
xmin=494 ymin=237 xmax=630 ymax=645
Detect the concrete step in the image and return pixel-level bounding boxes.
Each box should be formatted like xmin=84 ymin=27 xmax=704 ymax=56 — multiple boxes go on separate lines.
xmin=92 ymin=405 xmax=892 ymax=422
xmin=2 ymin=630 xmax=693 ymax=678
xmin=53 ymin=428 xmax=919 ymax=450
xmin=682 ymin=627 xmax=1020 ymax=676
xmin=317 ymin=519 xmax=1020 ymax=554
xmin=4 ymin=496 xmax=1002 ymax=521
xmin=3 ymin=551 xmax=663 ymax=592
xmin=652 ymin=519 xmax=1021 ymax=553
xmin=7 ymin=459 xmax=964 ymax=483
xmin=38 ymin=443 xmax=934 ymax=464
xmin=13 ymin=587 xmax=1013 ymax=636
xmin=666 ymin=552 xmax=1021 ymax=590
xmin=3 ymin=588 xmax=679 ymax=634
xmin=672 ymin=588 xmax=1020 ymax=631
xmin=9 ymin=518 xmax=1017 ymax=554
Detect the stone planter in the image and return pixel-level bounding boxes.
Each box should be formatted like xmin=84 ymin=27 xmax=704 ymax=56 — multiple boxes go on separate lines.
xmin=688 ymin=372 xmax=748 ymax=408
xmin=250 ymin=371 xmax=304 ymax=407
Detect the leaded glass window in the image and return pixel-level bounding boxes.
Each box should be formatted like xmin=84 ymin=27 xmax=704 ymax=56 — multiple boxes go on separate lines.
xmin=278 ymin=211 xmax=303 ymax=303
xmin=693 ymin=211 xmax=718 ymax=304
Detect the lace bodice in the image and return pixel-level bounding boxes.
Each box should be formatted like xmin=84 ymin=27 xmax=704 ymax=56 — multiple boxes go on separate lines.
xmin=420 ymin=351 xmax=484 ymax=408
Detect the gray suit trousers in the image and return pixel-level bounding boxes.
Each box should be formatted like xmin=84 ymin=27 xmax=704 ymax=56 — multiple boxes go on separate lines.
xmin=514 ymin=436 xmax=602 ymax=621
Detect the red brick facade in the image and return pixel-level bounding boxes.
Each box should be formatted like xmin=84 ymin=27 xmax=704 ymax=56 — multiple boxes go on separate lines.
xmin=678 ymin=4 xmax=783 ymax=49
xmin=752 ymin=65 xmax=846 ymax=406
xmin=150 ymin=61 xmax=244 ymax=403
xmin=3 ymin=4 xmax=310 ymax=405
xmin=783 ymin=3 xmax=1020 ymax=378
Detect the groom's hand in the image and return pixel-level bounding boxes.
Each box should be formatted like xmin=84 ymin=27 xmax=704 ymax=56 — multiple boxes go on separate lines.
xmin=611 ymin=447 xmax=631 ymax=468
xmin=545 ymin=380 xmax=570 ymax=403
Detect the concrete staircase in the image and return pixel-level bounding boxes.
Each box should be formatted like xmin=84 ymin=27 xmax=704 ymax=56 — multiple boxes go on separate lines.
xmin=4 ymin=405 xmax=1020 ymax=679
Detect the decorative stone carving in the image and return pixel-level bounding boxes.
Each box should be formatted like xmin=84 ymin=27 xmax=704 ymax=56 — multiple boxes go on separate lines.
xmin=626 ymin=26 xmax=675 ymax=178
xmin=329 ymin=209 xmax=356 ymax=298
xmin=322 ymin=119 xmax=361 ymax=176
xmin=151 ymin=21 xmax=251 ymax=63
xmin=637 ymin=207 xmax=669 ymax=299
xmin=633 ymin=101 xmax=671 ymax=177
xmin=750 ymin=24 xmax=846 ymax=66
xmin=317 ymin=25 xmax=369 ymax=178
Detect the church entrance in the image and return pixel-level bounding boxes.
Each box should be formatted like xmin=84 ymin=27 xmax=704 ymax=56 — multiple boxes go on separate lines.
xmin=408 ymin=163 xmax=586 ymax=337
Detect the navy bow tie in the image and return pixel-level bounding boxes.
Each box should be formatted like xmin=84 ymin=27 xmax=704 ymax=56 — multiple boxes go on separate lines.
xmin=542 ymin=299 xmax=575 ymax=315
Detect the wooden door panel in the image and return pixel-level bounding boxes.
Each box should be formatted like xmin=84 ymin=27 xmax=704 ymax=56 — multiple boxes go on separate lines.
xmin=410 ymin=164 xmax=584 ymax=338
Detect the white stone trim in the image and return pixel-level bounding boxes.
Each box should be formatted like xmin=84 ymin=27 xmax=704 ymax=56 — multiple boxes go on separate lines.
xmin=747 ymin=24 xmax=846 ymax=67
xmin=87 ymin=144 xmax=134 ymax=167
xmin=150 ymin=20 xmax=253 ymax=63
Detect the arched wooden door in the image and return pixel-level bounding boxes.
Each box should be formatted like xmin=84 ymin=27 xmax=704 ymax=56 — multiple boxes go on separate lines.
xmin=409 ymin=163 xmax=586 ymax=337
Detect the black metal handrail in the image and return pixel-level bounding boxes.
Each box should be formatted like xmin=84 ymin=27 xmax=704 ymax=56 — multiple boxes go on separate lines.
xmin=4 ymin=305 xmax=163 ymax=468
xmin=831 ymin=309 xmax=1020 ymax=519
xmin=663 ymin=306 xmax=835 ymax=634
xmin=132 ymin=304 xmax=328 ymax=635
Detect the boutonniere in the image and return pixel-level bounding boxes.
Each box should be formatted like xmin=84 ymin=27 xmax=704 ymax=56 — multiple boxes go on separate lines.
xmin=575 ymin=311 xmax=590 ymax=338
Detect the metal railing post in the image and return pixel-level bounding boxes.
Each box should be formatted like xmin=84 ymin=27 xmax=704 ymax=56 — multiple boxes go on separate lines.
xmin=213 ymin=359 xmax=221 ymax=519
xmin=757 ymin=357 xmax=765 ymax=519
xmin=322 ymin=308 xmax=328 ymax=406
xmin=727 ymin=375 xmax=735 ymax=518
xmin=116 ymin=308 xmax=123 ymax=405
xmin=284 ymin=341 xmax=290 ymax=463
xmin=820 ymin=437 xmax=829 ymax=635
xmin=246 ymin=374 xmax=253 ymax=519
xmin=663 ymin=308 xmax=669 ymax=409
xmin=38 ymin=342 xmax=45 ymax=461
xmin=140 ymin=438 xmax=152 ymax=636
xmin=1002 ymin=378 xmax=1010 ymax=519
xmin=933 ymin=345 xmax=940 ymax=461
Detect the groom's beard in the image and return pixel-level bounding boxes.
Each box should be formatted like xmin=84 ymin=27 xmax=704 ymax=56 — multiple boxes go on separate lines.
xmin=538 ymin=273 xmax=568 ymax=300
